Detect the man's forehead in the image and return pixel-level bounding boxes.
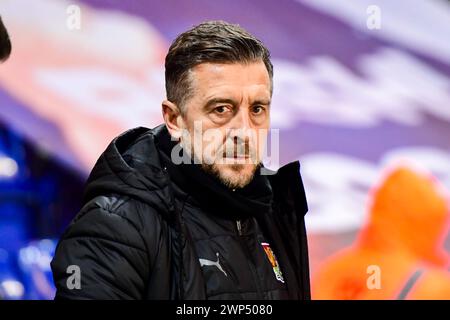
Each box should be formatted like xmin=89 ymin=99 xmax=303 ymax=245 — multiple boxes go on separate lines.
xmin=191 ymin=61 xmax=270 ymax=84
xmin=193 ymin=62 xmax=227 ymax=74
xmin=190 ymin=62 xmax=271 ymax=98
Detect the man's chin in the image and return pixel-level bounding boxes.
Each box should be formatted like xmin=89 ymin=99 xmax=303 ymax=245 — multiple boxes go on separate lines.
xmin=202 ymin=162 xmax=259 ymax=189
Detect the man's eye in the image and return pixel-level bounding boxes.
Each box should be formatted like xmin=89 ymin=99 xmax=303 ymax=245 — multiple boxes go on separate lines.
xmin=214 ymin=106 xmax=229 ymax=114
xmin=252 ymin=105 xmax=264 ymax=114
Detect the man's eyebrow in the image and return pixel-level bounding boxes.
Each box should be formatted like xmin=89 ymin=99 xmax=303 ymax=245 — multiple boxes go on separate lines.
xmin=252 ymin=99 xmax=271 ymax=106
xmin=203 ymin=98 xmax=238 ymax=110
xmin=203 ymin=97 xmax=271 ymax=110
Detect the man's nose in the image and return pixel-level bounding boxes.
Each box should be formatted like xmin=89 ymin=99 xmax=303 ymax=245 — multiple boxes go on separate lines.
xmin=228 ymin=107 xmax=254 ymax=148
xmin=232 ymin=106 xmax=252 ymax=130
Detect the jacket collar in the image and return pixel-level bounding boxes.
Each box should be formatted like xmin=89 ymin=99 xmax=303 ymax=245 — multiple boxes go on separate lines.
xmin=154 ymin=125 xmax=274 ymax=220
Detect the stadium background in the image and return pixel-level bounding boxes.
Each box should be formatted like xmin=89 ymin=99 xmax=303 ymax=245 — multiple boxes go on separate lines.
xmin=0 ymin=0 xmax=449 ymax=299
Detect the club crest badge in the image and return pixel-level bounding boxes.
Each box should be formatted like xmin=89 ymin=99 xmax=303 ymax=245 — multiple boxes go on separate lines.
xmin=261 ymin=242 xmax=284 ymax=283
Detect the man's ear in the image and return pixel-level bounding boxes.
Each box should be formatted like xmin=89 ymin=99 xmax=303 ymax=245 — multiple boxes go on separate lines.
xmin=162 ymin=100 xmax=183 ymax=140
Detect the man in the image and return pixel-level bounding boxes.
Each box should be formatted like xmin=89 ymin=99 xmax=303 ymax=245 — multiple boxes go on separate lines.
xmin=0 ymin=16 xmax=11 ymax=62
xmin=51 ymin=20 xmax=310 ymax=300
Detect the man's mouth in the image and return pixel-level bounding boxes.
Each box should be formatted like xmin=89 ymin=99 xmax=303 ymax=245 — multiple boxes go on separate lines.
xmin=220 ymin=152 xmax=255 ymax=165
xmin=223 ymin=154 xmax=250 ymax=159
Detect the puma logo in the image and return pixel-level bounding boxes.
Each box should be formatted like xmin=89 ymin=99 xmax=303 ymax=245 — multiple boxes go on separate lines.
xmin=199 ymin=252 xmax=227 ymax=277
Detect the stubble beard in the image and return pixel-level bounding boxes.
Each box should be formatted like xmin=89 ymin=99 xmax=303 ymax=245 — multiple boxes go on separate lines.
xmin=201 ymin=161 xmax=260 ymax=189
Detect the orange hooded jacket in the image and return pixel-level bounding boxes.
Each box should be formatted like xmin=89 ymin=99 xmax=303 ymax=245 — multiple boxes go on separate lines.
xmin=312 ymin=167 xmax=450 ymax=299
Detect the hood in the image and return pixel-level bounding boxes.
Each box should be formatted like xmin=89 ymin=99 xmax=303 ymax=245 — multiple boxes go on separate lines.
xmin=83 ymin=125 xmax=175 ymax=219
xmin=359 ymin=167 xmax=450 ymax=265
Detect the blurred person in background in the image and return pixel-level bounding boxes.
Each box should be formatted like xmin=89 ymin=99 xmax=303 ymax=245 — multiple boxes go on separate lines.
xmin=0 ymin=16 xmax=11 ymax=62
xmin=312 ymin=167 xmax=450 ymax=299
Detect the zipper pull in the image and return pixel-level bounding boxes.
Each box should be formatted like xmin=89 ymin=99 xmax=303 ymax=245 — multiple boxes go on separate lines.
xmin=236 ymin=220 xmax=242 ymax=236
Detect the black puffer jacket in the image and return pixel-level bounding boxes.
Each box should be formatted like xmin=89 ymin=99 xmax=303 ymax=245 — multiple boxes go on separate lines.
xmin=51 ymin=125 xmax=310 ymax=300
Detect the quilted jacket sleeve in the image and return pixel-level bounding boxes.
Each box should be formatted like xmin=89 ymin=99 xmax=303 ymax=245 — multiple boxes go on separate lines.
xmin=50 ymin=198 xmax=153 ymax=300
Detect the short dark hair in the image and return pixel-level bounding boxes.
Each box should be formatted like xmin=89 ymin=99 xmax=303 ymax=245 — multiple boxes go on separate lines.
xmin=165 ymin=20 xmax=273 ymax=113
xmin=0 ymin=17 xmax=11 ymax=62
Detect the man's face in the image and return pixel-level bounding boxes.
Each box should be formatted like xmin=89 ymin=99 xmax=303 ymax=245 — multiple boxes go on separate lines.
xmin=179 ymin=61 xmax=271 ymax=189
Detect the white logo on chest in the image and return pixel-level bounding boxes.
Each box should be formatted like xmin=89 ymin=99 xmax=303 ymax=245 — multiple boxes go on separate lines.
xmin=199 ymin=252 xmax=227 ymax=277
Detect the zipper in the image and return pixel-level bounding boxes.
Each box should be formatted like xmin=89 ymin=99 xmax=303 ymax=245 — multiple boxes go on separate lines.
xmin=236 ymin=220 xmax=242 ymax=236
xmin=235 ymin=219 xmax=264 ymax=299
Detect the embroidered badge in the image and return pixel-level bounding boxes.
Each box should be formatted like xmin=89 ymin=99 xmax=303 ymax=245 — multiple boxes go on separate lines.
xmin=261 ymin=242 xmax=285 ymax=283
